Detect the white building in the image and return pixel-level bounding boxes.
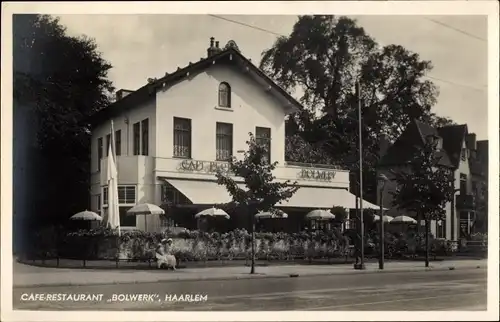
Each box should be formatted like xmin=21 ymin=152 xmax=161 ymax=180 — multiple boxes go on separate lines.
xmin=89 ymin=38 xmax=378 ymax=232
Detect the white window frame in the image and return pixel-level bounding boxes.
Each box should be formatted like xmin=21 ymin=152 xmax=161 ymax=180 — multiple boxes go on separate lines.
xmin=102 ymin=185 xmax=137 ymax=206
xmin=102 ymin=185 xmax=137 ymax=227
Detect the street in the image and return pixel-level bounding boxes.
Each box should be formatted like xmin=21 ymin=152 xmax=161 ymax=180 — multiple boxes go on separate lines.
xmin=13 ymin=268 xmax=487 ymax=311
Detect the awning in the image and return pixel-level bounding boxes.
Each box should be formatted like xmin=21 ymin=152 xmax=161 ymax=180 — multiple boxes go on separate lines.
xmin=279 ymin=187 xmax=381 ymax=210
xmin=165 ymin=179 xmax=234 ymax=205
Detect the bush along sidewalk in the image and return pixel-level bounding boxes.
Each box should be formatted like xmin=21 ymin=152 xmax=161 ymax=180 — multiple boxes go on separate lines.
xmin=19 ymin=225 xmax=482 ymax=268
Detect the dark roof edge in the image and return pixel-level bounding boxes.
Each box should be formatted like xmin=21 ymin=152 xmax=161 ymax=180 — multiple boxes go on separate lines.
xmin=90 ymin=48 xmax=303 ymax=127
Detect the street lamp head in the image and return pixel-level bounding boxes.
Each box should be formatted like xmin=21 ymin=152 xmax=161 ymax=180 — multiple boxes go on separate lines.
xmin=377 ymin=173 xmax=389 ymax=189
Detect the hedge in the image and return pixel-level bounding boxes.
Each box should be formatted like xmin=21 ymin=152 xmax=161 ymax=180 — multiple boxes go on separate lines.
xmin=21 ymin=226 xmax=470 ymax=262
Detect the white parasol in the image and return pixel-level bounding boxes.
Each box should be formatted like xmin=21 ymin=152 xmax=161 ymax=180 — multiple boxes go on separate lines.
xmin=373 ymin=215 xmax=394 ymax=223
xmin=305 ymin=209 xmax=335 ymax=221
xmin=70 ymin=210 xmax=102 ymax=221
xmin=194 ymin=207 xmax=230 ymax=220
xmin=390 ymin=215 xmax=418 ymax=224
xmin=255 ymin=210 xmax=288 ymax=219
xmin=127 ymin=203 xmax=165 ymax=232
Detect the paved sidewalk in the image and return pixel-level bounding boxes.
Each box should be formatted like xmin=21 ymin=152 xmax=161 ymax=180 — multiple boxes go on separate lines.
xmin=13 ymin=259 xmax=486 ymax=288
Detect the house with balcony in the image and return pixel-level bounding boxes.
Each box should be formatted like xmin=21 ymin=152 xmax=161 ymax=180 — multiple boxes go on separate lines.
xmin=377 ymin=120 xmax=477 ymax=241
xmin=89 ymin=38 xmax=379 ymax=232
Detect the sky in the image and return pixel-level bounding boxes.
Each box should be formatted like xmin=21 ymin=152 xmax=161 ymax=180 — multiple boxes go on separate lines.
xmin=58 ymin=14 xmax=489 ymax=139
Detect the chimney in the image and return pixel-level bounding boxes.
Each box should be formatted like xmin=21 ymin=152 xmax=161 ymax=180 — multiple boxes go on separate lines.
xmin=207 ymin=37 xmax=217 ymax=57
xmin=215 ymin=41 xmax=219 ymax=48
xmin=466 ymin=133 xmax=477 ymax=151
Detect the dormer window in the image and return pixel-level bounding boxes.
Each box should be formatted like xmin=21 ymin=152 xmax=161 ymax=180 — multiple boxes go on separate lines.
xmin=436 ymin=137 xmax=443 ymax=151
xmin=461 ymin=148 xmax=467 ymax=161
xmin=426 ymin=134 xmax=442 ymax=151
xmin=218 ymin=82 xmax=231 ymax=108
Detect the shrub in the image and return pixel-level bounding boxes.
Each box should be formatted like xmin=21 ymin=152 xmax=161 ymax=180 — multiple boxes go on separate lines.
xmin=26 ymin=227 xmax=352 ymax=261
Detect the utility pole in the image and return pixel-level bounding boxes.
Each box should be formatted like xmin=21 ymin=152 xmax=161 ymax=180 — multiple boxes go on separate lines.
xmin=353 ymin=80 xmax=365 ymax=270
xmin=358 ymin=80 xmax=365 ymax=269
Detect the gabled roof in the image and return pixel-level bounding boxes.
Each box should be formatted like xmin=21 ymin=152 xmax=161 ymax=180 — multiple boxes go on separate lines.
xmin=90 ymin=47 xmax=303 ymax=126
xmin=437 ymin=124 xmax=468 ymax=168
xmin=378 ymin=119 xmax=462 ymax=169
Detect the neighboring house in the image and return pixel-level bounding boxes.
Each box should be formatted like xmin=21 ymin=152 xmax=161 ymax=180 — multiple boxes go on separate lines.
xmin=377 ymin=120 xmax=476 ymax=241
xmin=89 ymin=38 xmax=377 ymax=232
xmin=470 ymin=139 xmax=488 ymax=234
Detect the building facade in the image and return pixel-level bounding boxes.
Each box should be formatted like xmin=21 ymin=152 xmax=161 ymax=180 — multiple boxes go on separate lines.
xmin=378 ymin=120 xmax=477 ymax=241
xmin=469 ymin=139 xmax=489 ymax=234
xmin=89 ymin=38 xmax=378 ymax=232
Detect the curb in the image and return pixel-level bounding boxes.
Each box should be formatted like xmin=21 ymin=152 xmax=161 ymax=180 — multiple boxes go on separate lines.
xmin=14 ymin=264 xmax=485 ymax=288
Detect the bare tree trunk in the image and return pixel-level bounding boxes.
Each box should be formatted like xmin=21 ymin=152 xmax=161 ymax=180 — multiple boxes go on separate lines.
xmin=425 ymin=218 xmax=430 ymax=268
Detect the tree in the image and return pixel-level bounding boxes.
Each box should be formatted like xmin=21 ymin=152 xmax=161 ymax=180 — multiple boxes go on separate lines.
xmin=331 ymin=206 xmax=348 ymax=230
xmin=13 ymin=14 xmax=114 ymax=226
xmin=260 ymin=15 xmax=449 ymax=200
xmin=285 ymin=133 xmax=334 ymax=165
xmin=390 ymin=135 xmax=455 ymax=267
xmin=215 ymin=133 xmax=298 ymax=274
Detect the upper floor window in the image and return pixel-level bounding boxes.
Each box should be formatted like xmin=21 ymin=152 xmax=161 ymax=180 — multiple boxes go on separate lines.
xmin=97 ymin=137 xmax=103 ymax=171
xmin=133 ymin=122 xmax=141 ymax=155
xmin=218 ymin=82 xmax=231 ymax=108
xmin=435 ymin=137 xmax=443 ymax=151
xmin=174 ymin=117 xmax=192 ymax=158
xmin=461 ymin=148 xmax=467 ymax=161
xmin=141 ymin=119 xmax=149 ymax=156
xmin=459 ymin=173 xmax=467 ymax=194
xmin=256 ymin=127 xmax=271 ymax=163
xmin=216 ymin=122 xmax=233 ymax=161
xmin=115 ymin=130 xmax=121 ymax=156
xmin=426 ymin=135 xmax=442 ymax=151
xmin=133 ymin=119 xmax=149 ymax=156
xmin=106 ymin=134 xmax=111 ymax=156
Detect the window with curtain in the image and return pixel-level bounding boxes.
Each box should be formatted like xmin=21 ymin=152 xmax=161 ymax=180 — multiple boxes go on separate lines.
xmin=255 ymin=127 xmax=271 ymax=163
xmin=97 ymin=137 xmax=103 ymax=171
xmin=115 ymin=130 xmax=121 ymax=156
xmin=218 ymin=82 xmax=231 ymax=107
xmin=133 ymin=122 xmax=140 ymax=155
xmin=141 ymin=118 xmax=149 ymax=156
xmin=173 ymin=117 xmax=192 ymax=158
xmin=216 ymin=122 xmax=233 ymax=161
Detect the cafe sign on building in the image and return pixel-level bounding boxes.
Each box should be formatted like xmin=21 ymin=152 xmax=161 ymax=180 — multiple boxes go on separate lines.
xmin=178 ymin=159 xmax=337 ymax=182
xmin=298 ymin=168 xmax=336 ymax=182
xmin=178 ymin=159 xmax=230 ymax=174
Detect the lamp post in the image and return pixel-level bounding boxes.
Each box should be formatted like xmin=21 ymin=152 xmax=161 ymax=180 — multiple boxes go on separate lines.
xmin=377 ymin=173 xmax=389 ymax=270
xmin=450 ymin=188 xmax=460 ymax=241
